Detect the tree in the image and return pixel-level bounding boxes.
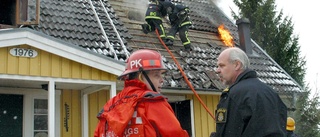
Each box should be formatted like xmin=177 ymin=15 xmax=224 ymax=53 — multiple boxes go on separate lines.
xmin=231 ymin=0 xmax=306 ymax=86
xmin=230 ymin=0 xmax=320 ymax=136
xmin=294 ymin=87 xmax=320 ymax=136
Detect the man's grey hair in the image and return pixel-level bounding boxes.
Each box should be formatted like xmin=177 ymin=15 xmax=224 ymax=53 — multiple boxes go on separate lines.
xmin=228 ymin=47 xmax=250 ymax=70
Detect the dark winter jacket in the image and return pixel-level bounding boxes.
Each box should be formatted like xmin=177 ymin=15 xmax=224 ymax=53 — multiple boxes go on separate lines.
xmin=287 ymin=131 xmax=300 ymax=137
xmin=145 ymin=1 xmax=166 ymax=20
xmin=215 ymin=69 xmax=287 ymax=137
xmin=168 ymin=4 xmax=192 ymax=27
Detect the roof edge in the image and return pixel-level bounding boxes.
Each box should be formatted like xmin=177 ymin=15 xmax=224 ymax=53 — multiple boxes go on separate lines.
xmin=0 ymin=28 xmax=125 ymax=76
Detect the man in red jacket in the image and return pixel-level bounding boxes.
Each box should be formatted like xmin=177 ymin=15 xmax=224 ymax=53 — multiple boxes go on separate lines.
xmin=94 ymin=49 xmax=189 ymax=137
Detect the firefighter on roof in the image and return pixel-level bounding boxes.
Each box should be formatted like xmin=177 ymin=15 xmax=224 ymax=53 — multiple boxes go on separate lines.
xmin=94 ymin=49 xmax=189 ymax=137
xmin=141 ymin=0 xmax=168 ymax=42
xmin=164 ymin=2 xmax=193 ymax=51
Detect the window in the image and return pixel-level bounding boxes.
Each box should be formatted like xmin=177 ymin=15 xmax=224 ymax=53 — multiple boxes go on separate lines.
xmin=34 ymin=99 xmax=48 ymax=137
xmin=0 ymin=0 xmax=40 ymax=26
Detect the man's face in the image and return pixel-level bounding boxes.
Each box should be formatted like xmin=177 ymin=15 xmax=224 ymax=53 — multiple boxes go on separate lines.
xmin=143 ymin=70 xmax=166 ymax=92
xmin=216 ymin=51 xmax=237 ymax=86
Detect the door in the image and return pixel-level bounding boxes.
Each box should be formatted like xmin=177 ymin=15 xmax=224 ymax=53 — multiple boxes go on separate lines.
xmin=0 ymin=94 xmax=23 ymax=137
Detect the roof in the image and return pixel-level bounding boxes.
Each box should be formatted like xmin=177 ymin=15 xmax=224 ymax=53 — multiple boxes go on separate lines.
xmin=0 ymin=0 xmax=302 ymax=95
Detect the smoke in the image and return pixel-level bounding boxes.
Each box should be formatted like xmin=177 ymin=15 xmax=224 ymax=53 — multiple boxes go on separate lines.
xmin=127 ymin=0 xmax=148 ymax=22
xmin=210 ymin=0 xmax=222 ymax=5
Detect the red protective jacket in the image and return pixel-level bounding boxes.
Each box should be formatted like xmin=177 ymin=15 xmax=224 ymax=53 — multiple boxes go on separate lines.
xmin=94 ymin=79 xmax=189 ymax=137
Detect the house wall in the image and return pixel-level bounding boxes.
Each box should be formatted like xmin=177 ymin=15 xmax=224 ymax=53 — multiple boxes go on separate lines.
xmin=186 ymin=94 xmax=219 ymax=137
xmin=60 ymin=89 xmax=82 ymax=137
xmin=88 ymin=90 xmax=113 ymax=136
xmin=60 ymin=89 xmax=112 ymax=137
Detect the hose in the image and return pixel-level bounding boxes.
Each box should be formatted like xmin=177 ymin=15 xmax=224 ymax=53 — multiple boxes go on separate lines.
xmin=155 ymin=29 xmax=215 ymax=120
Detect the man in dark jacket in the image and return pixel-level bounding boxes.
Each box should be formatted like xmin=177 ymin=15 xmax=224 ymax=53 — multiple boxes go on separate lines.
xmin=214 ymin=47 xmax=287 ymax=137
xmin=141 ymin=0 xmax=168 ymax=41
xmin=164 ymin=3 xmax=193 ymax=51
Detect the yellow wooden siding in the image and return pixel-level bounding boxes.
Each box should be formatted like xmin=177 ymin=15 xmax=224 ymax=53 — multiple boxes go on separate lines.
xmin=0 ymin=47 xmax=8 ymax=72
xmin=0 ymin=45 xmax=117 ymax=81
xmin=88 ymin=90 xmax=110 ymax=137
xmin=186 ymin=94 xmax=219 ymax=137
xmin=60 ymin=89 xmax=81 ymax=137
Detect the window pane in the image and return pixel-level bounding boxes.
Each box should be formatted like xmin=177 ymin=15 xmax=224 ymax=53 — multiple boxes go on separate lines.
xmin=34 ymin=115 xmax=48 ymax=130
xmin=34 ymin=99 xmax=47 ymax=114
xmin=34 ymin=132 xmax=48 ymax=137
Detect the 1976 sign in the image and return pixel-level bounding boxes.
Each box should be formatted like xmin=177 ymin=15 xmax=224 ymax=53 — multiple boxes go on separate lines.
xmin=10 ymin=48 xmax=38 ymax=58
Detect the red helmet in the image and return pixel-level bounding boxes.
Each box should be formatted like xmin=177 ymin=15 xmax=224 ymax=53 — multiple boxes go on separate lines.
xmin=119 ymin=49 xmax=167 ymax=79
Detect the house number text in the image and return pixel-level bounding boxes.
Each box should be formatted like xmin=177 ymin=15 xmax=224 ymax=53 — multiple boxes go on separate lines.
xmin=10 ymin=48 xmax=38 ymax=58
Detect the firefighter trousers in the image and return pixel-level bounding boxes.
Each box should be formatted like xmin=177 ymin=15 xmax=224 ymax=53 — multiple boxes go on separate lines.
xmin=145 ymin=19 xmax=166 ymax=40
xmin=166 ymin=24 xmax=191 ymax=46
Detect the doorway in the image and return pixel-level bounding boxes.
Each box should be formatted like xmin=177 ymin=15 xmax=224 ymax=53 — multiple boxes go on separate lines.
xmin=0 ymin=94 xmax=23 ymax=137
xmin=170 ymin=100 xmax=192 ymax=136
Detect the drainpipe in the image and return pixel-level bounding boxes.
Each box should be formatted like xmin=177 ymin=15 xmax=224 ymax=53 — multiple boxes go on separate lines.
xmin=236 ymin=18 xmax=252 ymax=55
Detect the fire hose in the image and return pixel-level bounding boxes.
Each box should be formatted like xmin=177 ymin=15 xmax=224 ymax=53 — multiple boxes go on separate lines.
xmin=155 ymin=29 xmax=215 ymax=120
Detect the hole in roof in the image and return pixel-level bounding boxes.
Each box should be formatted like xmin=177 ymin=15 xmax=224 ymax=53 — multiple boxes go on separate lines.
xmin=127 ymin=10 xmax=144 ymax=22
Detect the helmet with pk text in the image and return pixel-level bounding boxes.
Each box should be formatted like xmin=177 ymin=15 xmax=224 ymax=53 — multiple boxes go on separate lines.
xmin=118 ymin=49 xmax=167 ymax=80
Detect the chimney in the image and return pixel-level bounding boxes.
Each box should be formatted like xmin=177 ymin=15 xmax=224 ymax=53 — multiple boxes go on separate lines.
xmin=236 ymin=18 xmax=252 ymax=55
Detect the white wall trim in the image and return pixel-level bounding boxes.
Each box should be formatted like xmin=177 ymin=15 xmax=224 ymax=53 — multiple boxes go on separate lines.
xmin=48 ymin=80 xmax=55 ymax=137
xmin=190 ymin=99 xmax=195 ymax=137
xmin=0 ymin=74 xmax=116 ymax=85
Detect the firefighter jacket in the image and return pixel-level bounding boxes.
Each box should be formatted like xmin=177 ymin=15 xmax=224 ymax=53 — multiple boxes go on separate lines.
xmin=94 ymin=79 xmax=189 ymax=137
xmin=145 ymin=1 xmax=166 ymax=20
xmin=215 ymin=69 xmax=287 ymax=137
xmin=168 ymin=4 xmax=192 ymax=27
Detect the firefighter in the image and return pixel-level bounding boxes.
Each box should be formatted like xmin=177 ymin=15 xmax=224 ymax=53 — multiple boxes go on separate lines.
xmin=94 ymin=49 xmax=189 ymax=137
xmin=287 ymin=117 xmax=300 ymax=137
xmin=141 ymin=0 xmax=167 ymax=41
xmin=164 ymin=3 xmax=193 ymax=51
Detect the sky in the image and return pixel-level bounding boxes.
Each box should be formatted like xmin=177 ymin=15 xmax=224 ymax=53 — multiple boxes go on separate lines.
xmin=216 ymin=0 xmax=320 ymax=95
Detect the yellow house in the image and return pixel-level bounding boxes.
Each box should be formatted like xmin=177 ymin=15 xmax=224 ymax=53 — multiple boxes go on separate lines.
xmin=0 ymin=28 xmax=220 ymax=137
xmin=0 ymin=28 xmax=125 ymax=137
xmin=0 ymin=0 xmax=302 ymax=137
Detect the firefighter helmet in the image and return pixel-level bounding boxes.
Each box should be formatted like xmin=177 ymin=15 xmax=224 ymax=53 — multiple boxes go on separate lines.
xmin=162 ymin=1 xmax=175 ymax=14
xmin=118 ymin=49 xmax=167 ymax=80
xmin=286 ymin=117 xmax=295 ymax=131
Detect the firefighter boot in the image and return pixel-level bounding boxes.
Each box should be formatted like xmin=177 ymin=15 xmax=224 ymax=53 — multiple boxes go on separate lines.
xmin=165 ymin=39 xmax=174 ymax=46
xmin=184 ymin=44 xmax=192 ymax=52
xmin=141 ymin=24 xmax=149 ymax=34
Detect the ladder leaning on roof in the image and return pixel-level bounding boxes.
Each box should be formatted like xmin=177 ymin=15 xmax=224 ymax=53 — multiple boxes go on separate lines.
xmin=89 ymin=0 xmax=130 ymax=60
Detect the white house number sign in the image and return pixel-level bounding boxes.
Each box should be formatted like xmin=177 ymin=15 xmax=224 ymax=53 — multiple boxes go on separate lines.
xmin=10 ymin=48 xmax=38 ymax=58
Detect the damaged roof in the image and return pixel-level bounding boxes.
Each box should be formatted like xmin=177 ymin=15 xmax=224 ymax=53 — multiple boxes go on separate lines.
xmin=1 ymin=0 xmax=302 ymax=95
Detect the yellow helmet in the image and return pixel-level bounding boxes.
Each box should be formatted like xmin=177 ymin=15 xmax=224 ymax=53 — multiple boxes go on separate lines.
xmin=286 ymin=117 xmax=295 ymax=131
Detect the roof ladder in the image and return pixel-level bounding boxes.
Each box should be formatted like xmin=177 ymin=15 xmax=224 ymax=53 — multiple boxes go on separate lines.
xmin=89 ymin=0 xmax=118 ymax=60
xmin=98 ymin=0 xmax=130 ymax=59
